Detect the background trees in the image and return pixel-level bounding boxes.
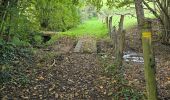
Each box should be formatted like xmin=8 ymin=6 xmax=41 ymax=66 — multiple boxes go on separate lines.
xmin=34 ymin=0 xmax=80 ymax=31
xmin=0 ymin=0 xmax=80 ymax=45
xmin=143 ymin=0 xmax=170 ymax=43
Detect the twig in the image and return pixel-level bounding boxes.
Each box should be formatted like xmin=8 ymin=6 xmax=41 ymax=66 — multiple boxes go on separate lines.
xmin=50 ymin=59 xmax=56 ymax=67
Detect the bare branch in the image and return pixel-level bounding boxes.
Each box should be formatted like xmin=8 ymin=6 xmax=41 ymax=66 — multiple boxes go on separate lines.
xmin=142 ymin=0 xmax=164 ymax=25
xmin=155 ymin=0 xmax=170 ymax=23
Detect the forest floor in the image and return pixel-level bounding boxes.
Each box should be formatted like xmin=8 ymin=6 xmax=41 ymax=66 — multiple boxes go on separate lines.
xmin=1 ymin=27 xmax=170 ymax=100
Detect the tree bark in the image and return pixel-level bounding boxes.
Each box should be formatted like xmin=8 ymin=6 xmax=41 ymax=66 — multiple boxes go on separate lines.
xmin=160 ymin=0 xmax=170 ymax=44
xmin=134 ymin=0 xmax=145 ymax=38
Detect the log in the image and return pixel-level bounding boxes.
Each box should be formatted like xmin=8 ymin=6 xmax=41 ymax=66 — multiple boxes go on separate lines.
xmin=74 ymin=40 xmax=83 ymax=53
xmin=74 ymin=37 xmax=97 ymax=53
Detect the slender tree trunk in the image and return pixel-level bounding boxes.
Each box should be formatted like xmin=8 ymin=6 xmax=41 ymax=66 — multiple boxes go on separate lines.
xmin=134 ymin=0 xmax=145 ymax=39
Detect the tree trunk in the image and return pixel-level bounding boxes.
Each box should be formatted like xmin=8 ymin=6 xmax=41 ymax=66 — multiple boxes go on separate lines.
xmin=134 ymin=0 xmax=145 ymax=39
xmin=161 ymin=0 xmax=170 ymax=44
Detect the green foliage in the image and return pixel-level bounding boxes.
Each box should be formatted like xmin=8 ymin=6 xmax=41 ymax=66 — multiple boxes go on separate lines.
xmin=106 ymin=0 xmax=133 ymax=8
xmin=0 ymin=43 xmax=16 ymax=65
xmin=45 ymin=34 xmax=63 ymax=45
xmin=11 ymin=36 xmax=30 ymax=47
xmin=0 ymin=46 xmax=33 ymax=86
xmin=14 ymin=73 xmax=30 ymax=86
xmin=105 ymin=64 xmax=116 ymax=75
xmin=33 ymin=35 xmax=43 ymax=45
xmin=61 ymin=16 xmax=136 ymax=39
xmin=113 ymin=87 xmax=144 ymax=100
xmin=86 ymin=0 xmax=104 ymax=10
xmin=35 ymin=0 xmax=80 ymax=31
xmin=0 ymin=64 xmax=31 ymax=86
xmin=99 ymin=51 xmax=144 ymax=99
xmin=63 ymin=17 xmax=108 ymax=38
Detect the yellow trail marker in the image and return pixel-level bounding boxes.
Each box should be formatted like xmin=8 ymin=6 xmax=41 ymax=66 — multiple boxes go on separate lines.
xmin=142 ymin=32 xmax=151 ymax=38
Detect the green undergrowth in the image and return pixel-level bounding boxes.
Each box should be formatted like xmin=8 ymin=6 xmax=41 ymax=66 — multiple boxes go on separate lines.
xmin=0 ymin=45 xmax=34 ymax=86
xmin=99 ymin=54 xmax=145 ymax=99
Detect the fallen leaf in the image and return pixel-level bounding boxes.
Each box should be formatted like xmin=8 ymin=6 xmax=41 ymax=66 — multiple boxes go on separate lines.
xmin=37 ymin=76 xmax=45 ymax=80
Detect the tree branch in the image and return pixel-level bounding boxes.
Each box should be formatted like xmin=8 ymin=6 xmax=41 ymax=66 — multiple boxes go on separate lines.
xmin=142 ymin=0 xmax=164 ymax=25
xmin=155 ymin=0 xmax=170 ymax=23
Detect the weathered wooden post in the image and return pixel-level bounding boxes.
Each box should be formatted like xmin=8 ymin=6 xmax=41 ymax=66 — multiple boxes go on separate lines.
xmin=142 ymin=20 xmax=157 ymax=100
xmin=108 ymin=16 xmax=113 ymax=38
xmin=112 ymin=26 xmax=117 ymax=50
xmin=115 ymin=15 xmax=125 ymax=67
xmin=105 ymin=16 xmax=109 ymax=28
xmin=116 ymin=30 xmax=126 ymax=67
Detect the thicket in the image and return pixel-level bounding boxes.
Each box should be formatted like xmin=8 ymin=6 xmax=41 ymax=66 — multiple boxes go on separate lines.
xmin=0 ymin=0 xmax=80 ymax=63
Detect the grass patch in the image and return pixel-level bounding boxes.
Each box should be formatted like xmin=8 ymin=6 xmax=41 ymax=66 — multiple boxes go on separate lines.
xmin=62 ymin=17 xmax=108 ymax=38
xmin=62 ymin=16 xmax=137 ymax=38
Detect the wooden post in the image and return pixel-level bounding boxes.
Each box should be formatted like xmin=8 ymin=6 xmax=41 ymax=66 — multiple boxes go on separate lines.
xmin=108 ymin=16 xmax=113 ymax=38
xmin=142 ymin=21 xmax=157 ymax=100
xmin=112 ymin=26 xmax=117 ymax=50
xmin=115 ymin=15 xmax=125 ymax=67
xmin=116 ymin=30 xmax=126 ymax=67
xmin=105 ymin=16 xmax=109 ymax=28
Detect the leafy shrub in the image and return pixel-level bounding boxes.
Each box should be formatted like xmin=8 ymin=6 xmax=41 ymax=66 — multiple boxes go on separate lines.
xmin=33 ymin=35 xmax=43 ymax=45
xmin=11 ymin=36 xmax=30 ymax=47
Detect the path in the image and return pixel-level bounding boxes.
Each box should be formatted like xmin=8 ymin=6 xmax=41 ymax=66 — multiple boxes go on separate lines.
xmin=0 ymin=36 xmax=170 ymax=99
xmin=0 ymin=37 xmax=117 ymax=99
